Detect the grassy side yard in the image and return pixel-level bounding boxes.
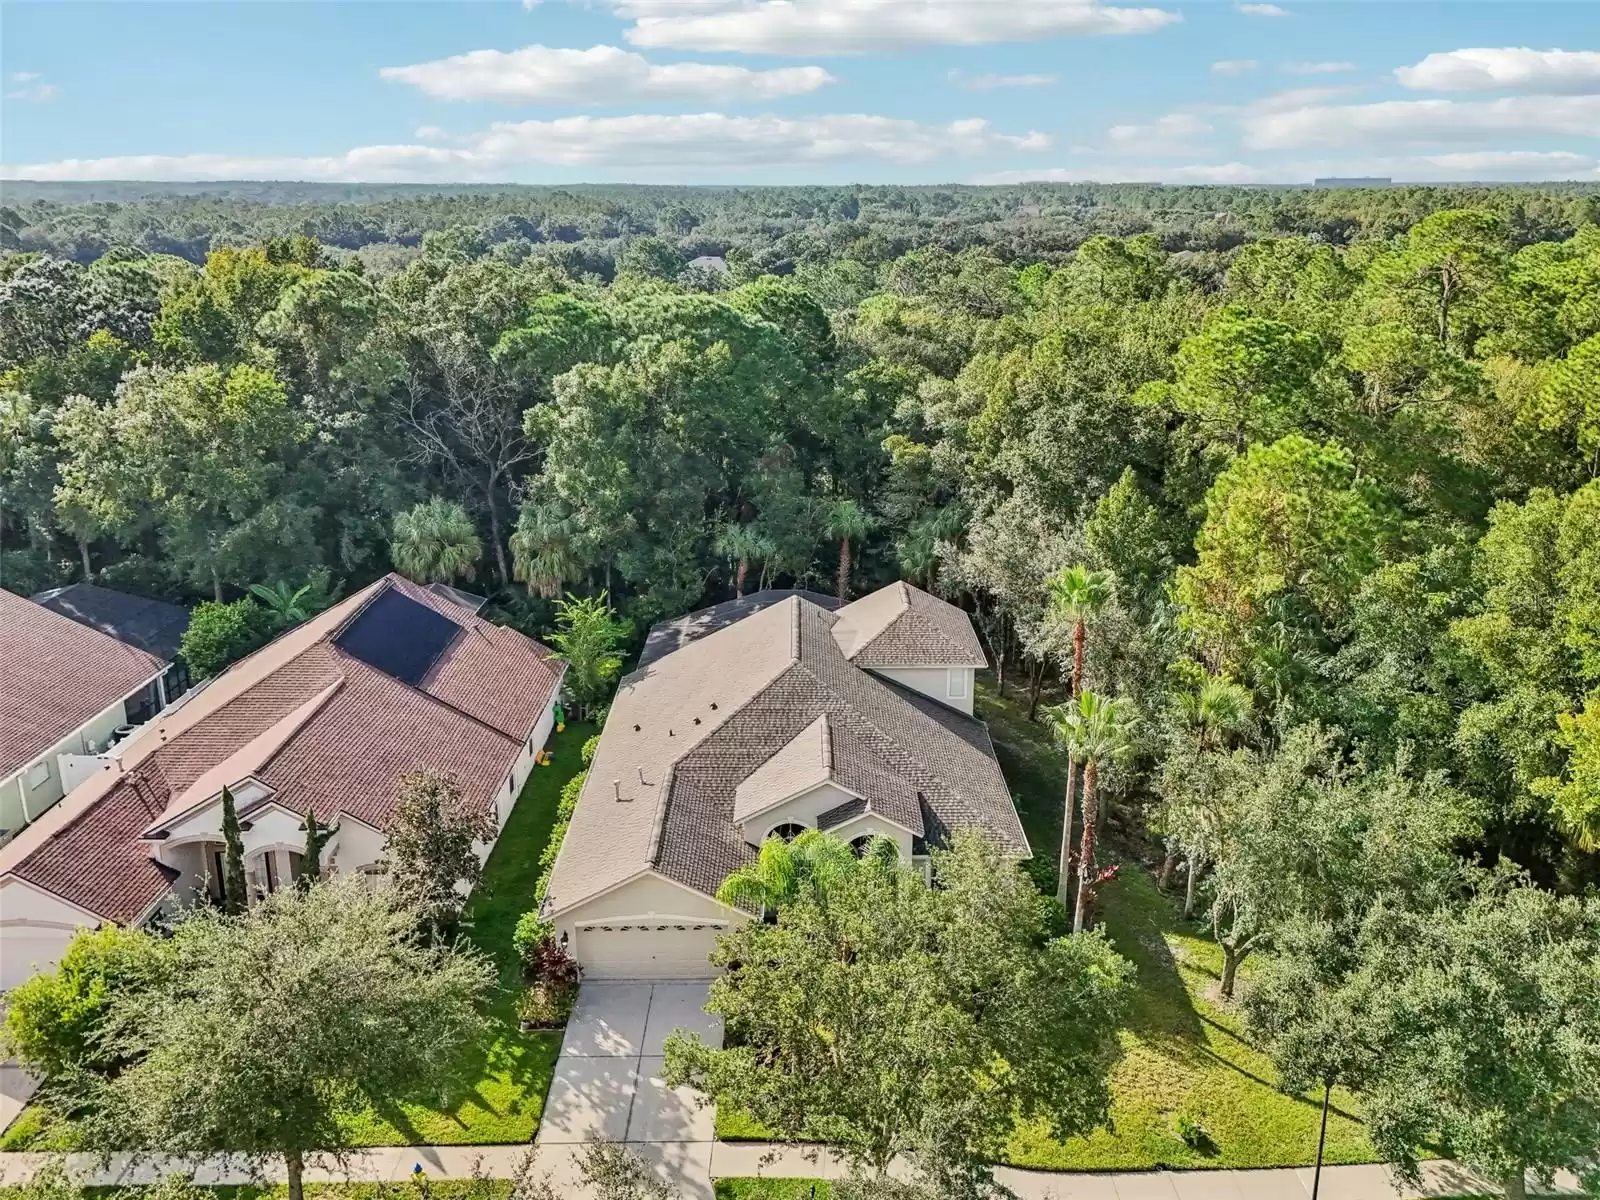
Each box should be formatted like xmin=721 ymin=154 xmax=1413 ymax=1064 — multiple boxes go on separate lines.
xmin=0 ymin=722 xmax=593 ymax=1152
xmin=977 ymin=685 xmax=1376 ymax=1171
xmin=336 ymin=720 xmax=594 ymax=1146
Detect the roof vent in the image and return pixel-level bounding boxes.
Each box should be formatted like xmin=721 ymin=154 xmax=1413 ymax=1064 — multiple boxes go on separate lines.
xmin=693 ymin=716 xmax=701 ymax=725
xmin=709 ymin=702 xmax=718 ymax=710
xmin=633 ymin=723 xmax=641 ymax=732
xmin=613 ymin=779 xmax=630 ymax=802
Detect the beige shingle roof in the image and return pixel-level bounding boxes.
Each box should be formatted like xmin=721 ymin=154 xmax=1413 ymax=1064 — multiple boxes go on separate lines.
xmin=0 ymin=575 xmax=563 ymax=922
xmin=829 ymin=582 xmax=987 ymax=668
xmin=544 ymin=586 xmax=1024 ymax=918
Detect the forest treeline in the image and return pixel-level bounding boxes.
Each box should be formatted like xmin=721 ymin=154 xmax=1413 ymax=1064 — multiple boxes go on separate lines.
xmin=6 ymin=179 xmax=1600 ymax=273
xmin=2 ymin=185 xmax=1599 ymax=898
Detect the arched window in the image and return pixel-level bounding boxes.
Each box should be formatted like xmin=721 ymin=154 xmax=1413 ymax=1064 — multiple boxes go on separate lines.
xmin=768 ymin=823 xmax=808 ymax=843
xmin=850 ymin=835 xmax=875 ymax=857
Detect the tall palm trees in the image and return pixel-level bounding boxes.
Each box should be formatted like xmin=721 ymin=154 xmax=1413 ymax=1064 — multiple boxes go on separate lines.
xmin=1065 ymin=692 xmax=1138 ymax=934
xmin=1045 ymin=564 xmax=1113 ymax=697
xmin=390 ymin=498 xmax=483 ymax=585
xmin=822 ymin=499 xmax=876 ymax=602
xmin=715 ymin=523 xmax=776 ymax=599
xmin=510 ymin=502 xmax=583 ymax=599
xmin=1164 ymin=672 xmax=1254 ymax=918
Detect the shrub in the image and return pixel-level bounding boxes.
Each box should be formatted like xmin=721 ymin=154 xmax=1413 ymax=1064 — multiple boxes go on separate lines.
xmin=0 ymin=548 xmax=69 ymax=597
xmin=581 ymin=734 xmax=601 ymax=766
xmin=1 ymin=924 xmax=169 ymax=1080
xmin=516 ymin=982 xmax=575 ymax=1029
xmin=513 ymin=911 xmax=554 ymax=974
xmin=1175 ymin=1110 xmax=1217 ymax=1155
xmin=179 ymin=597 xmax=276 ymax=678
xmin=534 ymin=768 xmax=587 ymax=906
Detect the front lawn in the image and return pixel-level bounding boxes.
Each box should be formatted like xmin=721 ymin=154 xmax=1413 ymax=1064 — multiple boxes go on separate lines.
xmin=0 ymin=722 xmax=593 ymax=1152
xmin=334 ymin=721 xmax=593 ymax=1145
xmin=978 ymin=685 xmax=1376 ymax=1170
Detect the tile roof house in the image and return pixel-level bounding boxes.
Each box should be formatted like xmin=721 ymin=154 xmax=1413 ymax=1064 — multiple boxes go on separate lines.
xmin=0 ymin=573 xmax=564 ymax=992
xmin=541 ymin=582 xmax=1021 ymax=981
xmin=1 ymin=588 xmax=186 ymax=844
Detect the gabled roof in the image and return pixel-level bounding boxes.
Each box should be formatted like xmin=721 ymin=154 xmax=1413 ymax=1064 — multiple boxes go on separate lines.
xmin=30 ymin=583 xmax=191 ymax=663
xmin=733 ymin=714 xmax=837 ymax=825
xmin=639 ymin=589 xmax=841 ymax=669
xmin=0 ymin=574 xmax=564 ymax=923
xmin=0 ymin=589 xmax=168 ymax=781
xmin=829 ymin=582 xmax=987 ymax=669
xmin=544 ymin=585 xmax=1024 ymax=919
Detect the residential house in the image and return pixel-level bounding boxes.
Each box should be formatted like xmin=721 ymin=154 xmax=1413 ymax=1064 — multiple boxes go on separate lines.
xmin=1 ymin=587 xmax=189 ymax=843
xmin=0 ymin=574 xmax=564 ymax=991
xmin=541 ymin=581 xmax=1022 ymax=980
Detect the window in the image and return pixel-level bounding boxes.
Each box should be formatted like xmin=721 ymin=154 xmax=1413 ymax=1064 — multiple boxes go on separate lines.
xmin=25 ymin=761 xmax=50 ymax=789
xmin=768 ymin=822 xmax=808 ymax=842
xmin=947 ymin=668 xmax=968 ymax=700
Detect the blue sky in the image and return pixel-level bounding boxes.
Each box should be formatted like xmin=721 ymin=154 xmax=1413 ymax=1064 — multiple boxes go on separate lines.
xmin=3 ymin=1 xmax=1598 ymax=183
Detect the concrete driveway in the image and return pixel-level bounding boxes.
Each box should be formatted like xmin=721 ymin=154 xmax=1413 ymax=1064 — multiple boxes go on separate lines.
xmin=535 ymin=982 xmax=722 ymax=1199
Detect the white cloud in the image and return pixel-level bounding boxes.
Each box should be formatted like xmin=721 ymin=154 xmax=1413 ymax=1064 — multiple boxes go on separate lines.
xmin=1413 ymin=149 xmax=1598 ymax=178
xmin=1211 ymin=59 xmax=1258 ymax=76
xmin=1105 ymin=112 xmax=1213 ymax=152
xmin=5 ymin=71 xmax=58 ymax=102
xmin=612 ymin=1 xmax=1180 ymax=55
xmin=1250 ymin=85 xmax=1365 ymax=112
xmin=982 ymin=161 xmax=1276 ymax=184
xmin=949 ymin=70 xmax=1058 ymax=90
xmin=3 ymin=113 xmax=1050 ymax=182
xmin=1283 ymin=61 xmax=1355 ymax=75
xmin=1236 ymin=3 xmax=1289 ymax=16
xmin=1243 ymin=93 xmax=1600 ymax=148
xmin=1396 ymin=48 xmax=1600 ymax=94
xmin=380 ymin=44 xmax=834 ymax=104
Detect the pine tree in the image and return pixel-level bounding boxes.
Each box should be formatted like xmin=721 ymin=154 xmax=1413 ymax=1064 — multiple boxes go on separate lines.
xmin=219 ymin=784 xmax=248 ymax=915
xmin=296 ymin=807 xmax=339 ymax=891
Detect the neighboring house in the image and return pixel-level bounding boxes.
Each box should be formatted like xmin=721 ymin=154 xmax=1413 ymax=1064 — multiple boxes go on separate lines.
xmin=0 ymin=574 xmax=564 ymax=992
xmin=0 ymin=588 xmax=188 ymax=844
xmin=542 ymin=581 xmax=1023 ymax=981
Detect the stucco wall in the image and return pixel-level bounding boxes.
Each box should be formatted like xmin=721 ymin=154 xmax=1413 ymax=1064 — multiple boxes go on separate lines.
xmin=868 ymin=666 xmax=974 ymax=715
xmin=0 ymin=693 xmax=139 ymax=834
xmin=738 ymin=780 xmax=858 ymax=843
xmin=0 ymin=877 xmax=101 ymax=991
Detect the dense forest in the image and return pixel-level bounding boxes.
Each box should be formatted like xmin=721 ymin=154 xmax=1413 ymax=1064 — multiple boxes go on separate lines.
xmin=3 ymin=181 xmax=1599 ymax=904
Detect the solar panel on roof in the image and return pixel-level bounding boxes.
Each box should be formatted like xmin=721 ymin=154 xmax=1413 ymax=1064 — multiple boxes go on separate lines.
xmin=333 ymin=588 xmax=463 ymax=687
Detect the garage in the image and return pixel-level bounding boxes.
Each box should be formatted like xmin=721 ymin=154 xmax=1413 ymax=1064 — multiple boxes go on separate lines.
xmin=575 ymin=920 xmax=727 ymax=980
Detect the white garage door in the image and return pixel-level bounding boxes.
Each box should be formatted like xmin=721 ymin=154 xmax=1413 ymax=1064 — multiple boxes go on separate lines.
xmin=576 ymin=921 xmax=725 ymax=980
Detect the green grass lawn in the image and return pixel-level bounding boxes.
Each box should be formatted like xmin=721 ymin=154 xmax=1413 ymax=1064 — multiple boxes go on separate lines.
xmin=0 ymin=722 xmax=593 ymax=1152
xmin=718 ymin=686 xmax=1380 ymax=1170
xmin=977 ymin=684 xmax=1377 ymax=1171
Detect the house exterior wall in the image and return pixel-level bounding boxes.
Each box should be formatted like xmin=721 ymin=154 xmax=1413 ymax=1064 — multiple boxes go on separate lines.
xmin=0 ymin=691 xmax=145 ymax=836
xmin=867 ymin=666 xmax=974 ymax=715
xmin=826 ymin=812 xmax=916 ymax=860
xmin=737 ymin=781 xmax=857 ymax=844
xmin=0 ymin=877 xmax=102 ymax=991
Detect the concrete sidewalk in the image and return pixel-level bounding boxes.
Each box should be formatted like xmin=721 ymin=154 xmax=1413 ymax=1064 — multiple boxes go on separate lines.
xmin=0 ymin=1144 xmax=1588 ymax=1199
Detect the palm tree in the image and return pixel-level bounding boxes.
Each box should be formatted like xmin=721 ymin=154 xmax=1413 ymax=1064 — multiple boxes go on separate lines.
xmin=1068 ymin=692 xmax=1138 ymax=934
xmin=1165 ymin=672 xmax=1253 ymax=916
xmin=822 ymin=499 xmax=877 ymax=602
xmin=716 ymin=829 xmax=857 ymax=918
xmin=1042 ymin=699 xmax=1086 ymax=910
xmin=1045 ymin=564 xmax=1113 ymax=697
xmin=510 ymin=502 xmax=583 ymax=599
xmin=390 ymin=498 xmax=483 ymax=585
xmin=714 ymin=523 xmax=776 ymax=599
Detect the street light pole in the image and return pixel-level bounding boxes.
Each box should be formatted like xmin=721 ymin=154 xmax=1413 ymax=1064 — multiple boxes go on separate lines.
xmin=1311 ymin=1081 xmax=1332 ymax=1200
